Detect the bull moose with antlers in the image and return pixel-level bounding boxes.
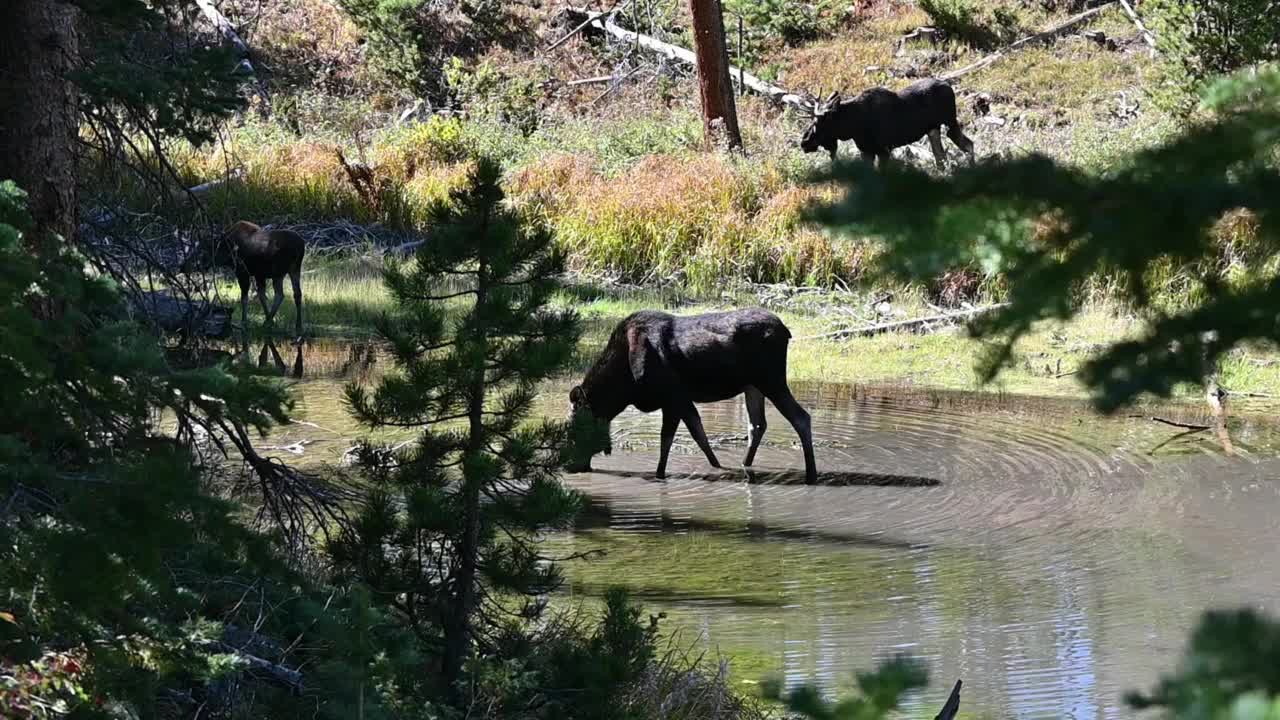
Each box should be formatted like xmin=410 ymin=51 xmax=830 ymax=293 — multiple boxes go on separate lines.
xmin=800 ymin=77 xmax=975 ymax=167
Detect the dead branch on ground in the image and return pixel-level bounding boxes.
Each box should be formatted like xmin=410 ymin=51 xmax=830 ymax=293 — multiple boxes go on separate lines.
xmin=800 ymin=303 xmax=1011 ymax=341
xmin=940 ymin=2 xmax=1116 ymax=81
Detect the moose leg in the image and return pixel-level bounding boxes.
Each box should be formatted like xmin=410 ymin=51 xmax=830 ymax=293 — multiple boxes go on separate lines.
xmin=947 ymin=123 xmax=975 ymax=161
xmin=681 ymin=404 xmax=722 ymax=470
xmin=289 ymin=263 xmax=304 ymax=341
xmin=743 ymin=386 xmax=767 ymax=467
xmin=266 ymin=276 xmax=286 ymax=326
xmin=928 ymin=129 xmax=947 ymax=168
xmin=238 ymin=275 xmax=253 ymax=354
xmin=255 ymin=277 xmax=272 ymax=333
xmin=762 ymin=384 xmax=817 ymax=484
xmin=656 ymin=409 xmax=681 ymax=479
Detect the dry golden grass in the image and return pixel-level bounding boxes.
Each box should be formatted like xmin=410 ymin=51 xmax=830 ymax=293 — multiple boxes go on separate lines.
xmin=512 ymin=152 xmax=862 ymax=289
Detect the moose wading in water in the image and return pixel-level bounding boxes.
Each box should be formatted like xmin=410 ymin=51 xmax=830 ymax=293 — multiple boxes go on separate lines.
xmin=183 ymin=221 xmax=306 ymax=350
xmin=801 ymin=77 xmax=975 ymax=167
xmin=567 ymin=309 xmax=819 ymax=483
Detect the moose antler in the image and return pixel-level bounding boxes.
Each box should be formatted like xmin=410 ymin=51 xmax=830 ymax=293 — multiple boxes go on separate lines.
xmin=799 ymin=90 xmax=822 ymax=117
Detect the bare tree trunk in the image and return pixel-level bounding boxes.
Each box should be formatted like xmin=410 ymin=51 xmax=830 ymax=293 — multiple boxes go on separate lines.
xmin=0 ymin=0 xmax=80 ymax=244
xmin=442 ymin=256 xmax=489 ymax=694
xmin=688 ymin=0 xmax=742 ymax=151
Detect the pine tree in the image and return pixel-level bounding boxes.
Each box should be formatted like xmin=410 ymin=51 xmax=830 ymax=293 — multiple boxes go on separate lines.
xmin=0 ymin=0 xmax=246 ymax=242
xmin=0 ymin=181 xmax=370 ymax=717
xmin=335 ymin=157 xmax=583 ymax=694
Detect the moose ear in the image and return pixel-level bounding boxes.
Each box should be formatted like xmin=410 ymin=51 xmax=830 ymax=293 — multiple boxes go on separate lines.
xmin=626 ymin=326 xmax=672 ymax=389
xmin=570 ymin=386 xmax=583 ymax=404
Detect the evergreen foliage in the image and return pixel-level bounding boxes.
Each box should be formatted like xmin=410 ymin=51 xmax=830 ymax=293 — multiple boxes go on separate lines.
xmin=809 ymin=66 xmax=1280 ymax=412
xmin=1127 ymin=608 xmax=1280 ymax=719
xmin=761 ymin=655 xmax=929 ymax=720
xmin=0 ymin=181 xmax=384 ymax=718
xmin=335 ymin=156 xmax=583 ymax=693
xmin=336 ymin=0 xmax=514 ymax=98
xmin=1147 ymin=0 xmax=1280 ymax=115
xmin=73 ymin=0 xmax=248 ymax=146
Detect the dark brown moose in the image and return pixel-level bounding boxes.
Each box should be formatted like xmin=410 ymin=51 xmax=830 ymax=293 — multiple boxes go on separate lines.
xmin=183 ymin=220 xmax=306 ymax=349
xmin=567 ymin=309 xmax=818 ymax=483
xmin=800 ymin=77 xmax=975 ymax=167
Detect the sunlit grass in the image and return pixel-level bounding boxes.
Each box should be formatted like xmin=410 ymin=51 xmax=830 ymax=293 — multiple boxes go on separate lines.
xmin=265 ymin=258 xmax=1280 ymax=401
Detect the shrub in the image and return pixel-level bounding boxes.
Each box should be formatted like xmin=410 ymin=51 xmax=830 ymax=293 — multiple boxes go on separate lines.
xmin=1127 ymin=608 xmax=1280 ymax=719
xmin=724 ymin=0 xmax=842 ymax=61
xmin=444 ymin=58 xmax=543 ymax=137
xmin=374 ymin=115 xmax=473 ymax=180
xmin=1146 ymin=0 xmax=1280 ymax=115
xmin=918 ymin=0 xmax=1025 ymax=49
xmin=336 ymin=0 xmax=520 ymax=98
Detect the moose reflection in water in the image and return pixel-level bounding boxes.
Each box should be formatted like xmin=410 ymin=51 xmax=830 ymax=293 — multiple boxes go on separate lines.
xmin=257 ymin=338 xmax=305 ymax=378
xmin=567 ymin=308 xmax=818 ymax=483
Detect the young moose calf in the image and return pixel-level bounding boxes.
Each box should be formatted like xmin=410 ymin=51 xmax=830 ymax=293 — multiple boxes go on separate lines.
xmin=183 ymin=221 xmax=306 ymax=348
xmin=567 ymin=309 xmax=818 ymax=483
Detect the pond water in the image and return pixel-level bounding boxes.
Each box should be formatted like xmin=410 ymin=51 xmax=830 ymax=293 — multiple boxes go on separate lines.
xmin=257 ymin=338 xmax=1280 ymax=719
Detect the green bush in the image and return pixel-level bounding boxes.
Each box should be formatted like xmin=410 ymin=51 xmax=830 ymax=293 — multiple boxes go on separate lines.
xmin=762 ymin=655 xmax=930 ymax=720
xmin=1146 ymin=0 xmax=1280 ymax=115
xmin=444 ymin=58 xmax=542 ymax=137
xmin=724 ymin=0 xmax=840 ymax=53
xmin=336 ymin=0 xmax=519 ymax=98
xmin=1128 ymin=608 xmax=1280 ymax=719
xmin=918 ymin=0 xmax=1024 ymax=50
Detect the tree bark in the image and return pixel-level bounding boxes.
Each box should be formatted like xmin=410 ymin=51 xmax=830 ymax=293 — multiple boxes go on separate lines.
xmin=443 ymin=254 xmax=488 ymax=694
xmin=0 ymin=0 xmax=80 ymax=244
xmin=688 ymin=0 xmax=742 ymax=151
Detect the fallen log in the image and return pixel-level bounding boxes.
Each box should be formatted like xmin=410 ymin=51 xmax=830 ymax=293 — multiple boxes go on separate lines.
xmin=211 ymin=641 xmax=304 ymax=694
xmin=194 ymin=0 xmax=262 ymax=78
xmin=561 ymin=7 xmax=816 ymax=112
xmin=941 ymin=2 xmax=1115 ymax=81
xmin=193 ymin=0 xmax=271 ymax=107
xmin=129 ymin=289 xmax=234 ymax=339
xmin=1117 ymin=0 xmax=1158 ymax=53
xmin=547 ymin=0 xmax=633 ymax=51
xmin=800 ymin=303 xmax=1010 ymax=341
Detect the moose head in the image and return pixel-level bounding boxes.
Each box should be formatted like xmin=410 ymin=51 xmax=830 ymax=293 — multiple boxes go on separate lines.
xmin=564 ymin=384 xmax=614 ymax=473
xmin=799 ymin=90 xmax=842 ymax=158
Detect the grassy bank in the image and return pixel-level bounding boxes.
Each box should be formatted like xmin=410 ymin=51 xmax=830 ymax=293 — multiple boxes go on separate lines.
xmin=96 ymin=0 xmax=1228 ymax=302
xmin=228 ymin=256 xmax=1280 ymax=404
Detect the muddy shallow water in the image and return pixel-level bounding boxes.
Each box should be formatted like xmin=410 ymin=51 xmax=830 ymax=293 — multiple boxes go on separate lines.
xmin=262 ymin=339 xmax=1280 ymax=719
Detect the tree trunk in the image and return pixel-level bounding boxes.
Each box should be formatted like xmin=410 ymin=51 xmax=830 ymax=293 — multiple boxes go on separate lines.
xmin=688 ymin=0 xmax=743 ymax=151
xmin=0 ymin=0 xmax=80 ymax=244
xmin=443 ymin=257 xmax=488 ymax=694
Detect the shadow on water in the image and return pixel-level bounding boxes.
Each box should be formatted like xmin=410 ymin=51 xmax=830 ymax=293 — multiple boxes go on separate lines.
xmin=240 ymin=338 xmax=1280 ymax=718
xmin=573 ymin=495 xmax=920 ymax=550
xmin=578 ymin=466 xmax=941 ymax=488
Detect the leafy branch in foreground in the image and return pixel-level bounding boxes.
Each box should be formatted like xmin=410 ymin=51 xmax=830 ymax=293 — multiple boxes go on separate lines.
xmin=809 ymin=67 xmax=1280 ymax=412
xmin=762 ymin=655 xmax=929 ymax=720
xmin=1127 ymin=608 xmax=1280 ymax=719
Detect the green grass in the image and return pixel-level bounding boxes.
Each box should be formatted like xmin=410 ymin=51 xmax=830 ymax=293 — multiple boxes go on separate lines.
xmin=211 ymin=255 xmax=390 ymax=339
xmin=246 ymin=257 xmax=1280 ymax=406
